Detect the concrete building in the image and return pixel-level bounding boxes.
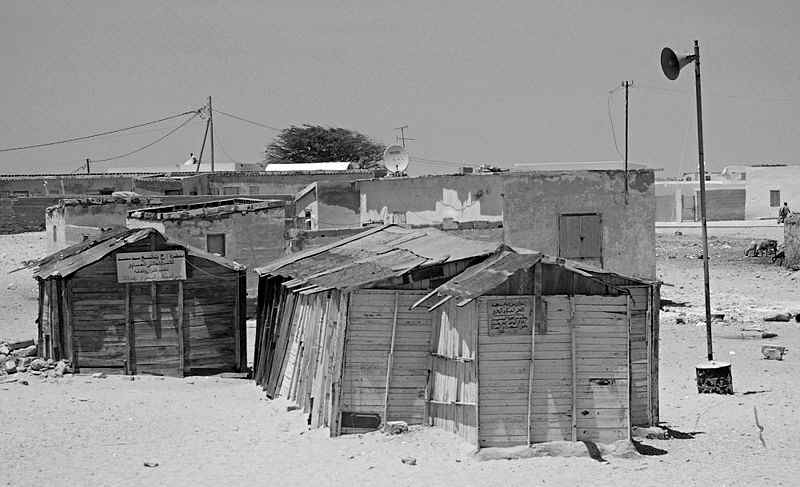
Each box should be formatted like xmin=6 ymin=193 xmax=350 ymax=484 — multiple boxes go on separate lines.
xmin=655 ymin=181 xmax=746 ymax=222
xmin=292 ymin=181 xmax=361 ymax=231
xmin=126 ymin=198 xmax=289 ymax=292
xmin=357 ymin=170 xmax=656 ymax=279
xmin=745 ymin=165 xmax=800 ymax=220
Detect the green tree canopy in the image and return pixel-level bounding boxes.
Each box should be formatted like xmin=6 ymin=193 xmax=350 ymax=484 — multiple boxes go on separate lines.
xmin=265 ymin=124 xmax=386 ymax=168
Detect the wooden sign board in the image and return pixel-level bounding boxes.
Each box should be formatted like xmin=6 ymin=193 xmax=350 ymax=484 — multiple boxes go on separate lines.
xmin=488 ymin=298 xmax=531 ymax=336
xmin=116 ymin=250 xmax=186 ymax=283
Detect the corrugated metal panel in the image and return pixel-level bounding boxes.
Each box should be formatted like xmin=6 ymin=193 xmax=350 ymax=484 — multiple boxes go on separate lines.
xmin=255 ymin=224 xmax=501 ymax=292
xmin=33 ymin=227 xmax=245 ymax=279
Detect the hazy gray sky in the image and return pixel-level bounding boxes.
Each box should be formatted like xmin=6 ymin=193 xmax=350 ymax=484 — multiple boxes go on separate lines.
xmin=1 ymin=1 xmax=798 ymax=176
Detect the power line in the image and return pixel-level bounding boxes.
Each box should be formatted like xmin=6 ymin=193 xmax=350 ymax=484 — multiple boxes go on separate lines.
xmin=607 ymin=85 xmax=624 ymax=160
xmin=0 ymin=109 xmax=200 ymax=153
xmin=212 ymin=109 xmax=282 ymax=131
xmin=89 ymin=112 xmax=200 ymax=164
xmin=213 ymin=127 xmax=240 ymax=164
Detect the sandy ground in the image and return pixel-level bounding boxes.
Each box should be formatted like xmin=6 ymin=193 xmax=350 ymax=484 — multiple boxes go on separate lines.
xmin=2 ymin=231 xmax=800 ymax=486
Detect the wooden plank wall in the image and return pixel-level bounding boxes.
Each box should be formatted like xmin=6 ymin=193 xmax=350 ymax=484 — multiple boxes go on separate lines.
xmin=182 ymin=255 xmax=240 ymax=375
xmin=623 ymin=285 xmax=652 ymax=426
xmin=340 ymin=290 xmax=431 ymax=434
xmin=529 ymin=295 xmax=574 ymax=444
xmin=477 ymin=296 xmax=534 ymax=448
xmin=428 ymin=300 xmax=478 ymax=446
xmin=572 ymin=295 xmax=630 ymax=443
xmin=252 ymin=283 xmax=350 ymax=432
xmin=69 ymin=255 xmax=129 ymax=372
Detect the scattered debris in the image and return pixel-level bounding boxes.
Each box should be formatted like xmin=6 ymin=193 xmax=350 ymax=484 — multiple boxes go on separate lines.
xmin=286 ymin=405 xmax=300 ymax=412
xmin=761 ymin=332 xmax=778 ymax=339
xmin=753 ymin=406 xmax=766 ymax=448
xmin=675 ymin=317 xmax=686 ymax=325
xmin=711 ymin=313 xmax=725 ymax=322
xmin=18 ymin=379 xmax=28 ymax=386
xmin=632 ymin=426 xmax=669 ymax=440
xmin=400 ymin=456 xmax=417 ymax=466
xmin=12 ymin=344 xmax=37 ymax=358
xmin=761 ymin=344 xmax=787 ymax=361
xmin=660 ymin=299 xmax=689 ymax=308
xmin=673 ymin=231 xmax=683 ymax=236
xmin=91 ymin=372 xmax=107 ymax=379
xmin=4 ymin=359 xmax=17 ymax=374
xmin=764 ymin=313 xmax=792 ymax=322
xmin=143 ymin=462 xmax=160 ymax=468
xmin=384 ymin=421 xmax=409 ymax=435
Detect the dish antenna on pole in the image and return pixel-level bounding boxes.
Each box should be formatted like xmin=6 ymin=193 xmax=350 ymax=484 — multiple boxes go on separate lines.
xmin=382 ymin=144 xmax=410 ymax=175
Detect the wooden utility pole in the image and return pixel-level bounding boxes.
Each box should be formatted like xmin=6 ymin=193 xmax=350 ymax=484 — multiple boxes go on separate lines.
xmin=208 ymin=96 xmax=215 ymax=173
xmin=623 ymin=80 xmax=631 ymax=204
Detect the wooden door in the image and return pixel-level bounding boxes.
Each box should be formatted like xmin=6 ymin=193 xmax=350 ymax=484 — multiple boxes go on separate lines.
xmin=572 ymin=295 xmax=630 ymax=443
xmin=129 ymin=281 xmax=182 ymax=376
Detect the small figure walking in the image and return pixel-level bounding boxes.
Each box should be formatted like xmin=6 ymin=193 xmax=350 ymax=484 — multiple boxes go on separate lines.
xmin=778 ymin=202 xmax=791 ymax=223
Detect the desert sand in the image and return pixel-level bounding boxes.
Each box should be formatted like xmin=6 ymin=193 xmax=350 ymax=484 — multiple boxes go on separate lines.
xmin=1 ymin=231 xmax=799 ymax=487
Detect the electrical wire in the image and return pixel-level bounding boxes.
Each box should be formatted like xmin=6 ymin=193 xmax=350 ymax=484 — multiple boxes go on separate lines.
xmin=213 ymin=127 xmax=240 ymax=164
xmin=0 ymin=109 xmax=201 ymax=153
xmin=89 ymin=112 xmax=200 ymax=163
xmin=607 ymin=85 xmax=624 ymax=160
xmin=212 ymin=109 xmax=282 ymax=131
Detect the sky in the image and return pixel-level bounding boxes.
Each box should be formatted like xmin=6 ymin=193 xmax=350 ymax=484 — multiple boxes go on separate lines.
xmin=0 ymin=1 xmax=798 ymax=177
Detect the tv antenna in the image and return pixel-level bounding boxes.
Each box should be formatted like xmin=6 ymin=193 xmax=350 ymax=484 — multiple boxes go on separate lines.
xmin=394 ymin=125 xmax=415 ymax=148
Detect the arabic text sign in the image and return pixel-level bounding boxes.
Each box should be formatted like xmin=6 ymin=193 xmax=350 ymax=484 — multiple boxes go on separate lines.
xmin=116 ymin=250 xmax=186 ymax=283
xmin=488 ymin=298 xmax=531 ymax=336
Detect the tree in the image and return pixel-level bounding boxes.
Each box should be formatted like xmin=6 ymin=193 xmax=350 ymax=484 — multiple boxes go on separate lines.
xmin=265 ymin=124 xmax=385 ymax=169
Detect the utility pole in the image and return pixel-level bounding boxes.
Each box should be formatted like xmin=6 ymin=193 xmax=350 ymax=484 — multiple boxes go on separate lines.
xmin=623 ymin=80 xmax=631 ymax=204
xmin=208 ymin=96 xmax=215 ymax=173
xmin=85 ymin=158 xmax=91 ymax=174
xmin=692 ymin=40 xmax=713 ymax=362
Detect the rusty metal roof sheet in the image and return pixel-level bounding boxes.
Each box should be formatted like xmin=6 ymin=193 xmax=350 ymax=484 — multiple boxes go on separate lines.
xmin=127 ymin=198 xmax=285 ymax=221
xmin=255 ymin=224 xmax=500 ymax=292
xmin=33 ymin=227 xmax=244 ymax=279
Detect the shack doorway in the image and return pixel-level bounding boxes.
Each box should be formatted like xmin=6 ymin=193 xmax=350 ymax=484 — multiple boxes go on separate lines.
xmin=129 ymin=281 xmax=183 ymax=376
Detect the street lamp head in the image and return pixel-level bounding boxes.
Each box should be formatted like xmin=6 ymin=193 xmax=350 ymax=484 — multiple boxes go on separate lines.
xmin=661 ymin=47 xmax=696 ymax=80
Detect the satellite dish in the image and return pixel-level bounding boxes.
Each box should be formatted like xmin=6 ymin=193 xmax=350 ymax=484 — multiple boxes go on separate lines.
xmin=382 ymin=145 xmax=409 ymax=174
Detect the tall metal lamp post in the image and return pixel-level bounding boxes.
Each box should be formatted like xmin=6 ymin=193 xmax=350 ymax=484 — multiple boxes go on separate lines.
xmin=661 ymin=40 xmax=732 ymax=394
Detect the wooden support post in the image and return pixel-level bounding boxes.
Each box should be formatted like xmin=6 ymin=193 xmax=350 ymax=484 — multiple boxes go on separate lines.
xmin=569 ymin=296 xmax=577 ymax=442
xmin=383 ymin=291 xmax=400 ymax=426
xmin=125 ymin=283 xmax=135 ymax=375
xmin=36 ymin=280 xmax=44 ymax=359
xmin=177 ymin=280 xmax=185 ymax=376
xmin=233 ymin=272 xmax=242 ymax=372
xmin=474 ymin=299 xmax=480 ymax=448
xmin=527 ymin=294 xmax=535 ymax=446
xmin=61 ymin=281 xmax=73 ymax=365
xmin=626 ymin=295 xmax=632 ymax=438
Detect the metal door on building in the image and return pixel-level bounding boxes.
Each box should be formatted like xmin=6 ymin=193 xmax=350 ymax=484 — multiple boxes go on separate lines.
xmin=558 ymin=214 xmax=603 ymax=267
xmin=128 ymin=281 xmax=183 ymax=376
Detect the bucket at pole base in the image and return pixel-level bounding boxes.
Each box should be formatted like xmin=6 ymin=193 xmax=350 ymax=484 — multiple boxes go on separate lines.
xmin=695 ymin=360 xmax=733 ymax=394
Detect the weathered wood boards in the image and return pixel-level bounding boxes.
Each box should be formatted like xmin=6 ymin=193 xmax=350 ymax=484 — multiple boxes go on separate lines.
xmin=37 ymin=231 xmax=245 ymax=377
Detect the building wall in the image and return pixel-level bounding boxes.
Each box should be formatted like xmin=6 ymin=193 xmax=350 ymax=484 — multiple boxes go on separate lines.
xmin=745 ymin=166 xmax=800 ymax=220
xmin=504 ymin=170 xmax=656 ymax=279
xmin=184 ymin=170 xmax=380 ymax=197
xmin=359 ymin=174 xmax=505 ymax=226
xmin=785 ymin=214 xmax=800 ymax=269
xmin=655 ymin=181 xmax=746 ymax=222
xmin=129 ymin=207 xmax=287 ymax=293
xmin=0 ymin=196 xmax=62 ymax=234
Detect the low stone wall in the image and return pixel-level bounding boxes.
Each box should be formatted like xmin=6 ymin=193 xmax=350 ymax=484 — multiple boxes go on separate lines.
xmin=0 ymin=197 xmax=63 ymax=234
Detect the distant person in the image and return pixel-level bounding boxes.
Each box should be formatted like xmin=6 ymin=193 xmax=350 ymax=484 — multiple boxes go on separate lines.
xmin=778 ymin=202 xmax=791 ymax=223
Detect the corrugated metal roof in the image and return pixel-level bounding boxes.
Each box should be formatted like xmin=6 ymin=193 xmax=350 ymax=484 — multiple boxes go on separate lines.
xmin=33 ymin=227 xmax=244 ymax=279
xmin=127 ymin=198 xmax=285 ymax=220
xmin=414 ymin=246 xmax=655 ymax=308
xmin=255 ymin=224 xmax=500 ymax=292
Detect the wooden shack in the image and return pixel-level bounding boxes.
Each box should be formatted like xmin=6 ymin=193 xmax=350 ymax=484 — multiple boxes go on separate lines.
xmin=414 ymin=249 xmax=660 ymax=447
xmin=252 ymin=225 xmax=660 ymax=446
xmin=34 ymin=227 xmax=247 ymax=376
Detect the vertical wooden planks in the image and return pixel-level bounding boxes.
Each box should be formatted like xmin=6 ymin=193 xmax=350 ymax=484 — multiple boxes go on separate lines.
xmin=383 ymin=291 xmax=400 ymax=426
xmin=124 ymin=283 xmax=135 ymax=375
xmin=61 ymin=279 xmax=73 ymax=364
xmin=177 ymin=280 xmax=185 ymax=376
xmin=570 ymin=296 xmax=577 ymax=442
xmin=233 ymin=273 xmax=241 ymax=372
